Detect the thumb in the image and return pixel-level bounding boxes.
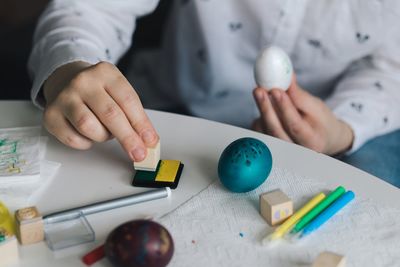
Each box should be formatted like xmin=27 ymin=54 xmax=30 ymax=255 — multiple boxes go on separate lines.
xmin=287 ymin=75 xmax=319 ymax=113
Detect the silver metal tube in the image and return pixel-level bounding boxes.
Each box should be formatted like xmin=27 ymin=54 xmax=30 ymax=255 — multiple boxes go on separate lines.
xmin=43 ymin=187 xmax=171 ymax=224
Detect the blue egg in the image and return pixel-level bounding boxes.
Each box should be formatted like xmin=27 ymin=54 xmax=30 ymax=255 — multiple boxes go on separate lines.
xmin=218 ymin=137 xmax=272 ymax=193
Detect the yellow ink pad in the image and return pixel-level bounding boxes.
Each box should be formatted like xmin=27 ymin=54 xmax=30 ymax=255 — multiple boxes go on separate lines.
xmin=132 ymin=160 xmax=184 ymax=189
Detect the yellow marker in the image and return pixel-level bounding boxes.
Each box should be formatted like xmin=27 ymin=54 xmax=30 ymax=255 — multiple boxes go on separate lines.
xmin=262 ymin=192 xmax=326 ymax=244
xmin=155 ymin=160 xmax=181 ymax=182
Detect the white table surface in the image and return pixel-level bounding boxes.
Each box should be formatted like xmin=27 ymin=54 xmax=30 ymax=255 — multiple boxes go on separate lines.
xmin=1 ymin=100 xmax=399 ymax=267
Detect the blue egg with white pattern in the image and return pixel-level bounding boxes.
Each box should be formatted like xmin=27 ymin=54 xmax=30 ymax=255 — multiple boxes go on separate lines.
xmin=218 ymin=137 xmax=272 ymax=193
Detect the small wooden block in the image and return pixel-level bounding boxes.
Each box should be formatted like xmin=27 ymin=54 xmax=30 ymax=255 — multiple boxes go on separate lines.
xmin=133 ymin=141 xmax=161 ymax=171
xmin=312 ymin=251 xmax=346 ymax=267
xmin=15 ymin=206 xmax=44 ymax=245
xmin=260 ymin=189 xmax=293 ymax=226
xmin=0 ymin=236 xmax=19 ymax=266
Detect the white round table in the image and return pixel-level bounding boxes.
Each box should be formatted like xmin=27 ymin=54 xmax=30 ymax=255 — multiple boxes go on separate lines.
xmin=1 ymin=101 xmax=398 ymax=267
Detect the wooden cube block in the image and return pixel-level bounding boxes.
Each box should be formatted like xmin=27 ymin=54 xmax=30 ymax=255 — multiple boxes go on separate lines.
xmin=312 ymin=251 xmax=346 ymax=267
xmin=0 ymin=236 xmax=19 ymax=266
xmin=15 ymin=206 xmax=44 ymax=245
xmin=133 ymin=140 xmax=160 ymax=171
xmin=260 ymin=189 xmax=293 ymax=226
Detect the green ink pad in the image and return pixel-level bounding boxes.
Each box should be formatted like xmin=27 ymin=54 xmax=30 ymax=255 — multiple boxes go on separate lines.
xmin=132 ymin=160 xmax=184 ymax=189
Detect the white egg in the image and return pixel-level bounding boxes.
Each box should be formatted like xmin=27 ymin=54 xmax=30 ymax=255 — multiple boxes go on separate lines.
xmin=254 ymin=46 xmax=293 ymax=90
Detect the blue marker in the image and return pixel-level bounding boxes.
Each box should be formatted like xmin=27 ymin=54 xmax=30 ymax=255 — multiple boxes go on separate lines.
xmin=300 ymin=191 xmax=355 ymax=238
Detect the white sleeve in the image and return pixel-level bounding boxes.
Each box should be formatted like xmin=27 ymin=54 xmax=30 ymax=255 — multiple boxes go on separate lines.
xmin=28 ymin=0 xmax=159 ymax=108
xmin=325 ymin=4 xmax=400 ymax=153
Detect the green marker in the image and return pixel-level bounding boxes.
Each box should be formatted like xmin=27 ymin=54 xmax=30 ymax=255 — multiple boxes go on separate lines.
xmin=291 ymin=186 xmax=346 ymax=234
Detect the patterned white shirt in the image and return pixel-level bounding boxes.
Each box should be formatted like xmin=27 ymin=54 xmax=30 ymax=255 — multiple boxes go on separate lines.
xmin=29 ymin=0 xmax=400 ymax=152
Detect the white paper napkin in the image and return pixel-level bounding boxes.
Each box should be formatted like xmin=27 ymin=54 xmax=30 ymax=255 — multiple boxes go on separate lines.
xmin=159 ymin=166 xmax=400 ymax=267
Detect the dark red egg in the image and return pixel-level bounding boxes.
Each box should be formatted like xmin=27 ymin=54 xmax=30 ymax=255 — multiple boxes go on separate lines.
xmin=104 ymin=220 xmax=174 ymax=267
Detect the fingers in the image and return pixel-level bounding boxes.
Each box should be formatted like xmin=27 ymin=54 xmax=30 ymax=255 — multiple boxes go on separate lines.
xmin=287 ymin=78 xmax=321 ymax=114
xmin=104 ymin=74 xmax=159 ymax=147
xmin=62 ymin=98 xmax=111 ymax=142
xmin=253 ymin=87 xmax=293 ymax=142
xmin=43 ymin=107 xmax=93 ymax=150
xmin=269 ymin=89 xmax=314 ymax=145
xmin=43 ymin=61 xmax=159 ymax=162
xmin=251 ymin=118 xmax=264 ymax=132
xmin=83 ymin=89 xmax=147 ymax=162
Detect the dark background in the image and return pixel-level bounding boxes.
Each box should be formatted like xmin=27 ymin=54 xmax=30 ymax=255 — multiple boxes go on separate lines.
xmin=0 ymin=0 xmax=171 ymax=100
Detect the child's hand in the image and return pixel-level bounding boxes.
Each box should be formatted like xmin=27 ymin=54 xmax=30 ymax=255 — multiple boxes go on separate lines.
xmin=252 ymin=78 xmax=354 ymax=155
xmin=43 ymin=61 xmax=159 ymax=162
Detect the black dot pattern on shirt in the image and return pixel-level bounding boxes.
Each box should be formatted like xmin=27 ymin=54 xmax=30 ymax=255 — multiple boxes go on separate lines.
xmin=116 ymin=28 xmax=123 ymax=42
xmin=383 ymin=117 xmax=388 ymax=124
xmin=350 ymin=102 xmax=363 ymax=112
xmin=105 ymin=49 xmax=111 ymax=60
xmin=197 ymin=48 xmax=206 ymax=63
xmin=229 ymin=22 xmax=243 ymax=32
xmin=356 ymin=32 xmax=369 ymax=43
xmin=308 ymin=39 xmax=322 ymax=48
xmin=374 ymin=81 xmax=383 ymax=90
xmin=365 ymin=55 xmax=373 ymax=62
